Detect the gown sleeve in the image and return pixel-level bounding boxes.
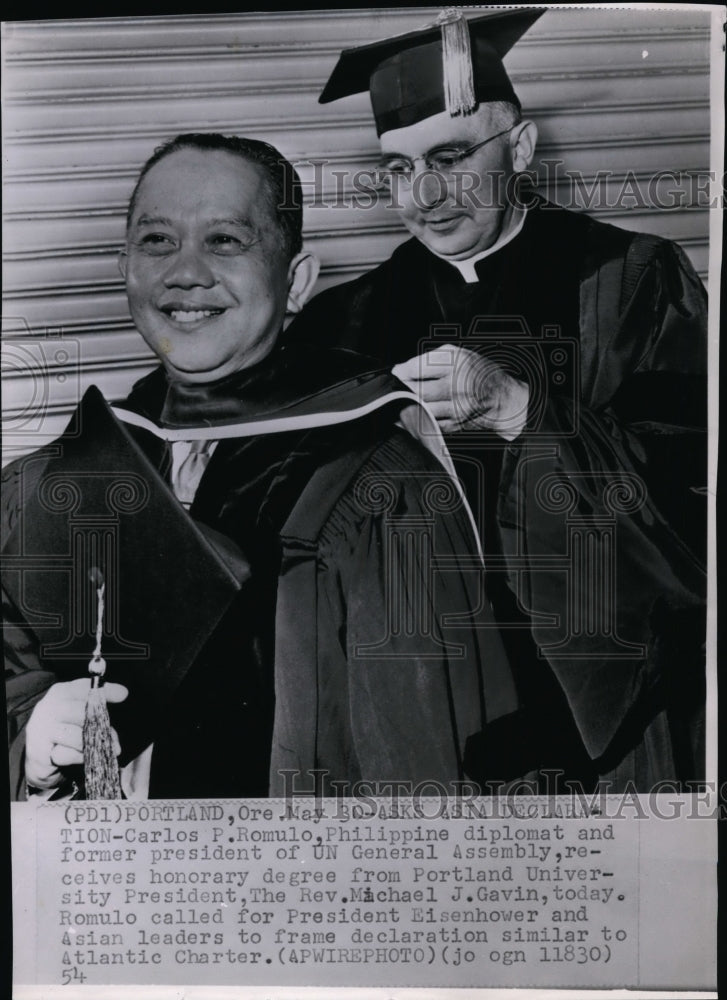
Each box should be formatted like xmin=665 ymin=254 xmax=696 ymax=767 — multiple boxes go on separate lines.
xmin=2 ymin=457 xmax=59 ymax=800
xmin=313 ymin=431 xmax=527 ymax=791
xmin=498 ymin=237 xmax=708 ymax=784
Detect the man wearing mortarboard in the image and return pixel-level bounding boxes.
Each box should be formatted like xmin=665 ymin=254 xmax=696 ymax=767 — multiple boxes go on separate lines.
xmin=286 ymin=9 xmax=708 ymax=790
xmin=2 ymin=132 xmax=526 ymax=800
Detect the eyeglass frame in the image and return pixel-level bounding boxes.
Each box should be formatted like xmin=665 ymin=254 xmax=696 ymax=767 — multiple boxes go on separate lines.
xmin=375 ymin=123 xmax=521 ymax=185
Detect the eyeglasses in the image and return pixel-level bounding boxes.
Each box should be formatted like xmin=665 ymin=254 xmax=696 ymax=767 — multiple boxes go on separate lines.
xmin=376 ymin=124 xmax=519 ymax=186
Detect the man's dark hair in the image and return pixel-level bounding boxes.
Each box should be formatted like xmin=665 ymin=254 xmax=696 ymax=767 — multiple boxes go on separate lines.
xmin=126 ymin=132 xmax=303 ymax=260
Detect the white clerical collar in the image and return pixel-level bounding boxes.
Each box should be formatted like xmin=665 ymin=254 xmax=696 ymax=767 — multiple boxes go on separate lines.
xmin=433 ymin=208 xmax=528 ymax=284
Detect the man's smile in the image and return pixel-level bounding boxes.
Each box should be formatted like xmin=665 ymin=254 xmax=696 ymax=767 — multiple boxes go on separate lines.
xmin=424 ymin=214 xmax=465 ymax=232
xmin=169 ymin=309 xmax=224 ymax=324
xmin=158 ymin=303 xmax=227 ymax=326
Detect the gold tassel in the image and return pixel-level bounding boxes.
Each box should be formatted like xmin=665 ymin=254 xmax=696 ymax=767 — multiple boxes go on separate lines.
xmin=436 ymin=8 xmax=477 ymax=118
xmin=83 ymin=576 xmax=122 ymax=799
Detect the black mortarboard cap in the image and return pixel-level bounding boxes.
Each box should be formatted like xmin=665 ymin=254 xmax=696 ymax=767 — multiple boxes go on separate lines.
xmin=2 ymin=386 xmax=250 ymax=761
xmin=320 ymin=8 xmax=544 ymax=136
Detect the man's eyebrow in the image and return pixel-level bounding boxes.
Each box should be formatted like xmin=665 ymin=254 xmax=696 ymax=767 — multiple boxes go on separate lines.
xmin=133 ymin=214 xmax=175 ymax=228
xmin=378 ymin=150 xmax=410 ymax=160
xmin=378 ymin=141 xmax=471 ymax=160
xmin=209 ymin=216 xmax=258 ymax=231
xmin=427 ymin=140 xmax=473 ymax=151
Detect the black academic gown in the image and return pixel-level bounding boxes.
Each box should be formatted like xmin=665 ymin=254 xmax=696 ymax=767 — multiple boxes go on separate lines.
xmin=3 ymin=345 xmax=522 ymax=799
xmin=287 ymin=201 xmax=708 ymax=790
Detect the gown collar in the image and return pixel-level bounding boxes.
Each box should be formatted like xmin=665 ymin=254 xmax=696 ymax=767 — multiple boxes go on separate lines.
xmin=429 ymin=207 xmax=528 ymax=283
xmin=119 ymin=344 xmax=409 ymax=433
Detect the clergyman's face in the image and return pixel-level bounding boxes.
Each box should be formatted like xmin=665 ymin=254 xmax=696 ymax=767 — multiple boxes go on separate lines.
xmin=379 ymin=106 xmax=519 ymax=260
xmin=121 ymin=148 xmax=291 ymax=384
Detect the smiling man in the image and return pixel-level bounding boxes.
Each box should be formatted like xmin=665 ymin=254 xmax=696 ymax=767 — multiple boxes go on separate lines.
xmin=120 ymin=141 xmax=307 ymax=384
xmin=3 ymin=132 xmax=527 ymax=801
xmin=287 ymin=10 xmax=708 ymax=790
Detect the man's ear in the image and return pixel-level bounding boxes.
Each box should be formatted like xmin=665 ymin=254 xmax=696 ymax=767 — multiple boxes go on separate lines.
xmin=118 ymin=249 xmax=128 ymax=280
xmin=510 ymin=119 xmax=538 ymax=173
xmin=285 ymin=250 xmax=320 ymax=316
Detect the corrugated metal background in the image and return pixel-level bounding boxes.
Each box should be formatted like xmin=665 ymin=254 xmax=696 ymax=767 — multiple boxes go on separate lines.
xmin=1 ymin=7 xmax=714 ymax=459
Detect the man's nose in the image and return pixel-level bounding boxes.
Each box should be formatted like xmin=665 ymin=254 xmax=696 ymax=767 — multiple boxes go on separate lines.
xmin=163 ymin=246 xmax=216 ymax=288
xmin=414 ymin=169 xmax=449 ymax=210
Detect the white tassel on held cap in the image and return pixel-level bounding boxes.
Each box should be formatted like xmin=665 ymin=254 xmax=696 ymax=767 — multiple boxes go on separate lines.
xmin=83 ymin=568 xmax=122 ymax=799
xmin=436 ymin=8 xmax=477 ymax=117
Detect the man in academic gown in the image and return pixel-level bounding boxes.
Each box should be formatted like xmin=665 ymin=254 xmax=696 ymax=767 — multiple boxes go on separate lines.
xmin=286 ymin=10 xmax=708 ymax=789
xmin=3 ymin=132 xmax=523 ymax=800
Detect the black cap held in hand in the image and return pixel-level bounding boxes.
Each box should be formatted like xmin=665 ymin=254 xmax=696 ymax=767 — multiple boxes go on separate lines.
xmin=319 ymin=8 xmax=544 ymax=136
xmin=1 ymin=386 xmax=250 ymax=763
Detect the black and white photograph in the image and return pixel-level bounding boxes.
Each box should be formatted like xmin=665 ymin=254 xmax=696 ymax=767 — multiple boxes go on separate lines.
xmin=1 ymin=4 xmax=721 ymax=997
